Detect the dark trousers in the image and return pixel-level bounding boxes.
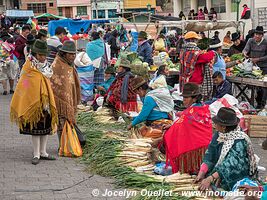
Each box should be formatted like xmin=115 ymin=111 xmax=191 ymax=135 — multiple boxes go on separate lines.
xmin=256 ymin=88 xmax=267 ymax=108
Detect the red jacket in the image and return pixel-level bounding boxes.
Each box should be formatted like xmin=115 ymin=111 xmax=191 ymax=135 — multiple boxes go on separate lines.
xmin=189 ymin=51 xmax=214 ymax=84
xmin=15 ymin=35 xmax=27 ymax=59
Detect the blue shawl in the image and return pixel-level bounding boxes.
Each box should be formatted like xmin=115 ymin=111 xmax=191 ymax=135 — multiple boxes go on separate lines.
xmin=86 ymin=39 xmax=105 ymax=61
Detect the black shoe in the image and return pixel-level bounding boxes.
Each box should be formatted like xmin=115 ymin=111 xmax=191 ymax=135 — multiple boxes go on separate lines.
xmin=3 ymin=91 xmax=7 ymax=95
xmin=10 ymin=90 xmax=14 ymax=94
xmin=32 ymin=157 xmax=40 ymax=165
xmin=40 ymin=155 xmax=56 ymax=160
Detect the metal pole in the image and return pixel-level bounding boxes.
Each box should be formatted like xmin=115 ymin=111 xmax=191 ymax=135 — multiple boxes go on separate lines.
xmin=236 ymin=1 xmax=240 ymax=21
xmin=250 ymin=0 xmax=255 ymax=29
xmin=95 ymin=0 xmax=98 ymax=19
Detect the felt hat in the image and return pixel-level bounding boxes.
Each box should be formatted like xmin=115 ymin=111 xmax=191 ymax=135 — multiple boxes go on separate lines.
xmin=38 ymin=29 xmax=47 ymax=37
xmin=231 ymin=32 xmax=240 ymax=41
xmin=138 ymin=31 xmax=148 ymax=40
xmin=243 ymin=4 xmax=248 ymax=7
xmin=184 ymin=31 xmax=201 ymax=40
xmin=119 ymin=59 xmax=131 ymax=68
xmin=31 ymin=39 xmax=48 ymax=55
xmin=131 ymin=76 xmax=147 ymax=91
xmin=212 ymin=107 xmax=240 ymax=126
xmin=181 ymin=82 xmax=201 ymax=97
xmin=255 ymin=26 xmax=264 ymax=34
xmin=59 ymin=40 xmax=76 ymax=54
xmin=105 ymin=66 xmax=116 ymax=74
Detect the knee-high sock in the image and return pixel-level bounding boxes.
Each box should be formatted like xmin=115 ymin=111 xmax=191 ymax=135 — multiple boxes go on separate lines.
xmin=32 ymin=136 xmax=40 ymax=158
xmin=40 ymin=135 xmax=48 ymax=157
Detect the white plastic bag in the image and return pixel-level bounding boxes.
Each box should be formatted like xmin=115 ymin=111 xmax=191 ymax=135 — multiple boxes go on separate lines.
xmin=240 ymin=59 xmax=253 ymax=72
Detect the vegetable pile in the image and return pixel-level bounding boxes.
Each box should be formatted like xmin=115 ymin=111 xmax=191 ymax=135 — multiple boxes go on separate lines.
xmin=77 ymin=109 xmax=219 ymax=199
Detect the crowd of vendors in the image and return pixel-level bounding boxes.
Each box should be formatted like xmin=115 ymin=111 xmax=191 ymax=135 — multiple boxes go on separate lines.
xmin=1 ymin=18 xmax=267 ymax=199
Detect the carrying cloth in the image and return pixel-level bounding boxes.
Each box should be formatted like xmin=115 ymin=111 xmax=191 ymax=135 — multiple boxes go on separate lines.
xmin=50 ymin=55 xmax=81 ymax=124
xmin=59 ymin=121 xmax=83 ymax=157
xmin=164 ymin=104 xmax=212 ymax=173
xmin=179 ymin=42 xmax=201 ymax=91
xmin=10 ymin=59 xmax=58 ymax=131
xmin=140 ymin=119 xmax=172 ymax=139
xmin=146 ymin=87 xmax=174 ymax=113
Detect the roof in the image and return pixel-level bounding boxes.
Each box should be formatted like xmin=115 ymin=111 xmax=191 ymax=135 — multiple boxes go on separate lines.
xmin=35 ymin=13 xmax=66 ymax=19
xmin=57 ymin=0 xmax=90 ymax=7
xmin=6 ymin=10 xmax=34 ymax=18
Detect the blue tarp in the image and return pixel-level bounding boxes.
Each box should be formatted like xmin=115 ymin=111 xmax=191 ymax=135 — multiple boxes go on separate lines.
xmin=6 ymin=10 xmax=34 ymax=18
xmin=48 ymin=19 xmax=110 ymax=36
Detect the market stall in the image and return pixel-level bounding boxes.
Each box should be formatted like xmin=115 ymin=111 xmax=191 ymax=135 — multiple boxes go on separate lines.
xmin=227 ymin=76 xmax=267 ymax=106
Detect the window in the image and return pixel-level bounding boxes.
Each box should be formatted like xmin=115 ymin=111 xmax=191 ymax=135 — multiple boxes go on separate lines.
xmin=58 ymin=7 xmax=62 ymax=16
xmin=27 ymin=3 xmax=47 ymax=13
xmin=77 ymin=6 xmax=87 ymax=16
xmin=108 ymin=9 xmax=117 ymax=18
xmin=211 ymin=0 xmax=226 ymax=13
xmin=93 ymin=10 xmax=105 ymax=19
xmin=49 ymin=2 xmax=53 ymax=7
xmin=198 ymin=0 xmax=206 ymax=7
xmin=182 ymin=0 xmax=191 ymax=16
xmin=0 ymin=0 xmax=3 ymax=5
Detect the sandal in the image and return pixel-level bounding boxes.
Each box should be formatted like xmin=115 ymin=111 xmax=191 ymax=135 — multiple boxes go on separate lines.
xmin=40 ymin=155 xmax=56 ymax=160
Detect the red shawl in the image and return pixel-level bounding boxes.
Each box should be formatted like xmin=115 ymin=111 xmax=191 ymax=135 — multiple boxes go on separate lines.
xmin=164 ymin=105 xmax=212 ymax=173
xmin=108 ymin=75 xmax=137 ymax=112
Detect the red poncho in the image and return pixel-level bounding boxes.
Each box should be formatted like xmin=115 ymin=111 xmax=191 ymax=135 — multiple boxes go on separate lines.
xmin=164 ymin=105 xmax=212 ymax=173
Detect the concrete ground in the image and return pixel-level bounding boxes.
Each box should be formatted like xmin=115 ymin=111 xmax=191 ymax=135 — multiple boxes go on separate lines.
xmin=0 ymin=92 xmax=124 ymax=200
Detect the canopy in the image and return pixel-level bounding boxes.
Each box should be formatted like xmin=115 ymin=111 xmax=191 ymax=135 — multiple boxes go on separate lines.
xmin=157 ymin=20 xmax=240 ymax=32
xmin=48 ymin=19 xmax=110 ymax=36
xmin=6 ymin=10 xmax=34 ymax=18
xmin=35 ymin=13 xmax=66 ymax=19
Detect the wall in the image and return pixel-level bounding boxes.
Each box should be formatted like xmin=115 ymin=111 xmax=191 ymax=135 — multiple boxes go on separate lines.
xmin=124 ymin=0 xmax=156 ymax=9
xmin=21 ymin=0 xmax=57 ymax=15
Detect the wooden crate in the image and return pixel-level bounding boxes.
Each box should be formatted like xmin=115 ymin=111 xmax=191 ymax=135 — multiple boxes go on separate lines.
xmin=244 ymin=115 xmax=267 ymax=138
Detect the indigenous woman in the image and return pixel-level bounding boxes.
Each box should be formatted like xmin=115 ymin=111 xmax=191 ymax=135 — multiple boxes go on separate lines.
xmin=149 ymin=65 xmax=168 ymax=90
xmin=107 ymin=59 xmax=137 ymax=112
xmin=10 ymin=40 xmax=58 ymax=165
xmin=195 ymin=107 xmax=258 ymax=191
xmin=128 ymin=76 xmax=174 ymax=139
xmin=163 ymin=82 xmax=212 ymax=173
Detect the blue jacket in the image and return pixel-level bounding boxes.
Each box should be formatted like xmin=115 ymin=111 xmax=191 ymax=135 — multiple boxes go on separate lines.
xmin=99 ymin=76 xmax=115 ymax=91
xmin=132 ymin=96 xmax=169 ymax=126
xmin=137 ymin=41 xmax=153 ymax=65
xmin=213 ymin=80 xmax=232 ymax=99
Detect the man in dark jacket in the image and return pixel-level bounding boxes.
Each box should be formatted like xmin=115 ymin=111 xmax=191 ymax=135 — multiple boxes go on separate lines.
xmin=227 ymin=32 xmax=246 ymax=57
xmin=108 ymin=30 xmax=120 ymax=58
xmin=137 ymin=31 xmax=153 ymax=65
xmin=15 ymin=25 xmax=31 ymax=69
xmin=13 ymin=27 xmax=20 ymax=40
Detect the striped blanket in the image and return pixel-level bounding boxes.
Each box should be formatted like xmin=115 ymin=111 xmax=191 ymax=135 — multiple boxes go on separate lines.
xmin=76 ymin=65 xmax=95 ymax=103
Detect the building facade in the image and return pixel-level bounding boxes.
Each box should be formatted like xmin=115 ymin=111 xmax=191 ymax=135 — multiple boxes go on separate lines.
xmin=91 ymin=0 xmax=123 ymax=20
xmin=173 ymin=0 xmax=267 ymax=32
xmin=0 ymin=0 xmax=19 ymax=13
xmin=123 ymin=0 xmax=156 ymax=13
xmin=57 ymin=0 xmax=91 ymax=19
xmin=20 ymin=0 xmax=57 ymax=15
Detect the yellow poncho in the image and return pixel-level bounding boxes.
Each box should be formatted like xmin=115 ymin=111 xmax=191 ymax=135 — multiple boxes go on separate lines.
xmin=10 ymin=59 xmax=58 ymax=132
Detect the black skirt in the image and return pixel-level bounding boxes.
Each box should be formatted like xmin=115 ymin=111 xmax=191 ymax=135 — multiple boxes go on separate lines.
xmin=20 ymin=114 xmax=52 ymax=136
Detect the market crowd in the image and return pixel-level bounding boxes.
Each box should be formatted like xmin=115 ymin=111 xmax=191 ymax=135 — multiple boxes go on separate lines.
xmin=0 ymin=17 xmax=266 ymax=199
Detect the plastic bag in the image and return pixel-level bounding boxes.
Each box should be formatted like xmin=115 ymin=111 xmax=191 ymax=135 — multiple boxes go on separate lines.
xmin=240 ymin=59 xmax=253 ymax=72
xmin=59 ymin=121 xmax=83 ymax=157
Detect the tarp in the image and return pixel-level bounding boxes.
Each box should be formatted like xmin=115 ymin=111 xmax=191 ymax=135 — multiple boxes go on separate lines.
xmin=48 ymin=19 xmax=110 ymax=36
xmin=6 ymin=10 xmax=34 ymax=18
xmin=158 ymin=20 xmax=239 ymax=32
xmin=35 ymin=13 xmax=66 ymax=19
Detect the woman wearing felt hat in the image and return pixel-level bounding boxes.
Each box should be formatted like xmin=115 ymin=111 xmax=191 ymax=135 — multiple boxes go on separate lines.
xmin=107 ymin=58 xmax=138 ymax=112
xmin=10 ymin=40 xmax=58 ymax=165
xmin=127 ymin=76 xmax=174 ymax=139
xmin=162 ymin=82 xmax=213 ymax=174
xmin=195 ymin=107 xmax=258 ymax=191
